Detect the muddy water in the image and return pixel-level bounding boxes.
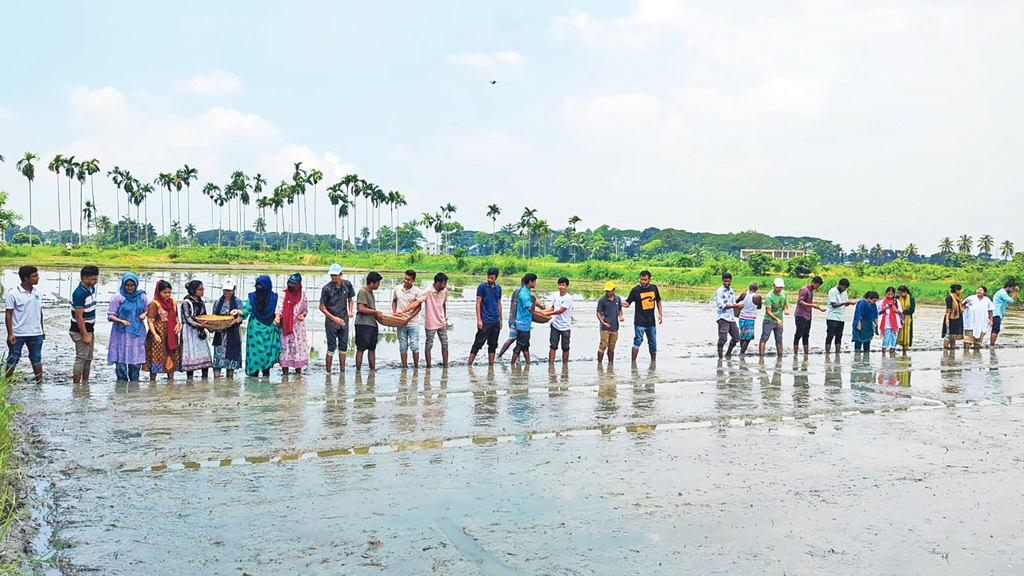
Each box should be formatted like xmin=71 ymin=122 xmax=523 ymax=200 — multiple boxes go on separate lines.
xmin=6 ymin=268 xmax=1024 ymax=574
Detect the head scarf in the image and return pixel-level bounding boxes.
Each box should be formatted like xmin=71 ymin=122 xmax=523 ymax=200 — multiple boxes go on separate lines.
xmin=154 ymin=280 xmax=179 ymax=349
xmin=948 ymin=292 xmax=963 ymax=320
xmin=116 ymin=272 xmax=147 ymax=337
xmin=248 ymin=275 xmax=278 ymax=326
xmin=281 ymin=276 xmax=303 ymax=336
xmin=213 ymin=287 xmax=241 ymax=361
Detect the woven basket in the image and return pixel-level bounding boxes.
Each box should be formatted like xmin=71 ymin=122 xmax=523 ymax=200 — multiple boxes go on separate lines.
xmin=532 ymin=311 xmax=552 ymax=324
xmin=378 ymin=313 xmax=413 ymax=328
xmin=196 ymin=315 xmax=236 ymax=331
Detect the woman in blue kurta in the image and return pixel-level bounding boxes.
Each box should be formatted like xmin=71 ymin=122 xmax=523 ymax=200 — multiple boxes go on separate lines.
xmin=851 ymin=291 xmax=880 ymax=353
xmin=231 ymin=275 xmax=281 ymax=377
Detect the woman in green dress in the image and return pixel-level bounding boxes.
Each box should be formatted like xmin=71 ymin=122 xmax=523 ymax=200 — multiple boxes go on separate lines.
xmin=231 ymin=275 xmax=281 ymax=377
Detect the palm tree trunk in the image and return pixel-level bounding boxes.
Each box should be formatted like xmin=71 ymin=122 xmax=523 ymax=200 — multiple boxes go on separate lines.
xmin=67 ymin=178 xmax=73 ymax=242
xmin=27 ymin=183 xmax=33 ymax=247
xmin=312 ymin=186 xmax=316 ymax=238
xmin=78 ymin=182 xmax=84 ymax=246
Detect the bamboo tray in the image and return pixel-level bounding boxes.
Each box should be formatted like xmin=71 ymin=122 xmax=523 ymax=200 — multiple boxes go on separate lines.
xmin=532 ymin=311 xmax=552 ymax=324
xmin=196 ymin=315 xmax=237 ymax=331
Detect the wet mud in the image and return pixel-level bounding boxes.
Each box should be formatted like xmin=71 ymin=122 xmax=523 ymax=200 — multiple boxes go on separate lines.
xmin=5 ymin=269 xmax=1024 ymax=574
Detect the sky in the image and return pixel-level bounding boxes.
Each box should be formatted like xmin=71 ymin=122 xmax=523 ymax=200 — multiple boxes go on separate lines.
xmin=1 ymin=0 xmax=1022 ymax=253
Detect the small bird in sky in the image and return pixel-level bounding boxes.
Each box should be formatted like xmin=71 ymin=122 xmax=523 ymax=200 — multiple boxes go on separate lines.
xmin=489 ymin=80 xmax=499 ymax=85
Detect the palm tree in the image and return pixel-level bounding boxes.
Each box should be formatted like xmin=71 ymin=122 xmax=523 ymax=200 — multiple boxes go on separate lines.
xmin=327 ymin=183 xmax=343 ymax=247
xmin=520 ymin=207 xmax=538 ymax=258
xmin=75 ymin=163 xmax=87 ymax=245
xmin=81 ymin=158 xmax=101 ymax=234
xmin=137 ymin=182 xmax=154 ymax=246
xmin=291 ymin=162 xmax=308 ymax=237
xmin=568 ymin=215 xmax=582 ymax=262
xmin=361 ymin=183 xmax=381 ymax=250
xmin=177 ymin=165 xmax=198 ymax=229
xmin=904 ymin=243 xmax=918 ymax=259
xmin=939 ymin=237 xmax=953 ymax=254
xmin=1000 ymin=240 xmax=1015 ymax=262
xmin=341 ymin=174 xmax=361 ymax=248
xmin=254 ymin=216 xmax=267 ymax=247
xmin=978 ymin=234 xmax=994 ymax=256
xmin=957 ymin=234 xmax=972 ymax=254
xmin=390 ymin=191 xmax=406 ymax=253
xmin=202 ymin=183 xmax=221 ymax=245
xmin=373 ymin=186 xmax=388 ymax=251
xmin=441 ymin=203 xmax=457 ymax=254
xmin=533 ymin=219 xmax=552 ymax=256
xmin=83 ymin=200 xmax=96 ymax=240
xmin=62 ymin=156 xmax=77 ymax=239
xmin=308 ymin=168 xmax=323 ymax=238
xmin=251 ymin=173 xmax=266 ymax=244
xmin=420 ymin=212 xmax=436 ymax=252
xmin=185 ymin=223 xmax=197 ymax=246
xmin=108 ymin=166 xmax=124 ymax=243
xmin=870 ymin=244 xmax=883 ymax=265
xmin=154 ymin=172 xmax=176 ymax=239
xmin=487 ymin=204 xmax=501 ymax=255
xmin=15 ymin=152 xmax=39 ymax=246
xmin=47 ymin=154 xmax=64 ymax=243
xmin=273 ymin=181 xmax=292 ymax=249
xmin=338 ymin=194 xmax=352 ymax=250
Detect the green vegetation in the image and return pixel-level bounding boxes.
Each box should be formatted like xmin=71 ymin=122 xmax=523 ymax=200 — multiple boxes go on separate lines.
xmin=0 ymin=371 xmax=22 ymax=562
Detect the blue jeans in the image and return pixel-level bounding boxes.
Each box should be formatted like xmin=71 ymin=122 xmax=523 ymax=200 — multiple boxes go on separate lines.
xmin=633 ymin=326 xmax=657 ymax=353
xmin=396 ymin=326 xmax=420 ymax=354
xmin=6 ymin=335 xmax=43 ymax=368
xmin=115 ymin=363 xmax=142 ymax=381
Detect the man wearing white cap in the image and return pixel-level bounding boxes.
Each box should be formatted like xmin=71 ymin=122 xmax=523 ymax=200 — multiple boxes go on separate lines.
xmin=319 ymin=263 xmax=356 ymax=372
xmin=758 ymin=278 xmax=789 ymax=358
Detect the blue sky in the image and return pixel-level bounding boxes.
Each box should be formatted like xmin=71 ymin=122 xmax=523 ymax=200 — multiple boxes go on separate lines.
xmin=2 ymin=0 xmax=1023 ymax=251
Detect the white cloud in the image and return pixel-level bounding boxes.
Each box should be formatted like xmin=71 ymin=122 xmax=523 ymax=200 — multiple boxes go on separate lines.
xmin=69 ymin=85 xmax=127 ymax=116
xmin=446 ymin=51 xmax=527 ymax=68
xmin=172 ymin=70 xmax=243 ymax=96
xmin=0 ymin=105 xmax=13 ymax=120
xmin=670 ymin=77 xmax=823 ymax=121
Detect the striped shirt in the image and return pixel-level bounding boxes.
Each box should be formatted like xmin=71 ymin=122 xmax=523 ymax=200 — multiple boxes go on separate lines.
xmin=70 ymin=284 xmax=96 ymax=333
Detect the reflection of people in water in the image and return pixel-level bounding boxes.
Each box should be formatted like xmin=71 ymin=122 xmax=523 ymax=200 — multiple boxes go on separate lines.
xmin=894 ymin=355 xmax=912 ymax=388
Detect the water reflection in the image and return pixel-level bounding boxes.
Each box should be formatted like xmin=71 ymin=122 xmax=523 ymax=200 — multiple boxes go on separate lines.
xmin=791 ymin=358 xmax=810 ymax=410
xmin=758 ymin=360 xmax=782 ymax=411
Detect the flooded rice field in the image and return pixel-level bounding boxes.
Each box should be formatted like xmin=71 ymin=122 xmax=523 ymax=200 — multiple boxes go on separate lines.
xmin=6 ymin=268 xmax=1024 ymax=574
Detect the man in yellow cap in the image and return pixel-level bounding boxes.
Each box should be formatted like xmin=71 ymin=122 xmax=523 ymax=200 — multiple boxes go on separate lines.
xmin=596 ymin=281 xmax=625 ymax=363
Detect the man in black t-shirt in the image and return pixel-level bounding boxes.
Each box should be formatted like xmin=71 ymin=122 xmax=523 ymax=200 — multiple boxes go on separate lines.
xmin=622 ymin=270 xmax=662 ymax=361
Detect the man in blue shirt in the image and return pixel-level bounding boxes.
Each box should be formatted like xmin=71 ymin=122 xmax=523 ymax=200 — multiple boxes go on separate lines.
xmin=469 ymin=267 xmax=503 ymax=366
xmin=5 ymin=265 xmax=45 ymax=382
xmin=70 ymin=265 xmax=100 ymax=384
xmin=510 ymin=273 xmax=544 ymax=366
xmin=991 ymin=280 xmax=1019 ymax=346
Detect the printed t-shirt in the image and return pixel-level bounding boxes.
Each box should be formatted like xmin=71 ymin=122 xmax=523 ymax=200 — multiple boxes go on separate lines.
xmin=354 ymin=286 xmax=377 ymax=327
xmin=826 ymin=286 xmax=848 ymax=323
xmin=477 ymin=282 xmax=502 ymax=324
xmin=416 ymin=286 xmax=448 ymax=331
xmin=71 ymin=283 xmax=97 ymax=333
xmin=764 ymin=290 xmax=787 ymax=324
xmin=626 ymin=284 xmax=661 ymax=327
xmin=714 ymin=285 xmax=736 ymax=322
xmin=550 ymin=292 xmax=573 ymax=332
xmin=597 ymin=296 xmax=622 ymax=331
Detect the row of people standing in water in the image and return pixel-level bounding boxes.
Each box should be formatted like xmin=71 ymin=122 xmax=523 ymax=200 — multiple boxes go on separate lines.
xmin=715 ymin=274 xmax=1018 ymax=358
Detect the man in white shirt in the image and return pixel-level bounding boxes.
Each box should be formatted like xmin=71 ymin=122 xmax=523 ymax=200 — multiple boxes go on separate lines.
xmin=391 ymin=269 xmax=423 ymax=369
xmin=546 ymin=277 xmax=573 ymax=365
xmin=715 ymin=273 xmax=744 ymax=359
xmin=825 ymin=278 xmax=855 ymax=355
xmin=5 ymin=265 xmax=45 ymax=382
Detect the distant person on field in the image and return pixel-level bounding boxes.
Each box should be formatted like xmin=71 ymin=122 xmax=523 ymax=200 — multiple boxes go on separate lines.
xmin=793 ymin=276 xmax=826 ymax=355
xmin=70 ymin=265 xmax=99 ymax=384
xmin=878 ymin=287 xmax=904 ymax=356
xmin=896 ymin=285 xmax=916 ymax=354
xmin=405 ymin=273 xmax=449 ymax=368
xmin=851 ymin=290 xmax=880 ymax=353
xmin=759 ymin=278 xmax=789 ymax=359
xmin=510 ymin=273 xmax=543 ymax=366
xmin=825 ymin=278 xmax=854 ymax=355
xmin=943 ymin=284 xmax=964 ymax=350
xmin=355 ymin=272 xmax=384 ymax=370
xmin=319 ymin=263 xmax=356 ymax=373
xmin=714 ymin=272 xmax=744 ymax=359
xmin=622 ymin=270 xmax=662 ymax=362
xmin=990 ymin=280 xmax=1018 ymax=346
xmin=545 ymin=277 xmax=573 ymax=365
xmin=468 ymin=267 xmax=502 ymax=366
xmin=596 ymin=281 xmax=625 ymax=364
xmin=5 ymin=265 xmax=45 ymax=382
xmin=734 ymin=281 xmax=761 ymax=356
xmin=392 ymin=269 xmax=422 ymax=369
xmin=962 ymin=285 xmax=994 ymax=350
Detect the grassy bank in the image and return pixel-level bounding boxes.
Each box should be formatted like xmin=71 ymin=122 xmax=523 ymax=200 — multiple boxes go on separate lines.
xmin=0 ymin=372 xmax=22 ymax=572
xmin=2 ymin=245 xmax=1021 ymax=304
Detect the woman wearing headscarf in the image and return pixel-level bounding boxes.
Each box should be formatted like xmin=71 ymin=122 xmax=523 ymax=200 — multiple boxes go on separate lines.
xmin=275 ymin=273 xmax=309 ymax=374
xmin=212 ymin=279 xmax=242 ymax=378
xmin=896 ymin=285 xmax=915 ymax=354
xmin=230 ymin=275 xmax=281 ymax=377
xmin=146 ymin=280 xmax=182 ymax=380
xmin=851 ymin=290 xmax=880 ymax=353
xmin=107 ymin=272 xmax=149 ymax=381
xmin=180 ymin=279 xmax=214 ymax=379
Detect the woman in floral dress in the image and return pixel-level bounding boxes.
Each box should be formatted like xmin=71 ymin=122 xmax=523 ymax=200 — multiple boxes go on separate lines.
xmin=231 ymin=275 xmax=281 ymax=377
xmin=146 ymin=279 xmax=182 ymax=380
xmin=275 ymin=273 xmax=309 ymax=374
xmin=180 ymin=280 xmax=214 ymax=379
xmin=212 ymin=279 xmax=242 ymax=378
xmin=107 ymin=272 xmax=148 ymax=381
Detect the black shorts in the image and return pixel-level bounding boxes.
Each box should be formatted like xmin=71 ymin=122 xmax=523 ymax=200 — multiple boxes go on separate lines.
xmin=471 ymin=322 xmax=501 ymax=355
xmin=513 ymin=330 xmax=531 ymax=354
xmin=355 ymin=324 xmax=379 ymax=352
xmin=549 ymin=327 xmax=571 ymax=351
xmin=325 ymin=321 xmax=349 ymax=353
xmin=993 ymin=315 xmax=1003 ymax=335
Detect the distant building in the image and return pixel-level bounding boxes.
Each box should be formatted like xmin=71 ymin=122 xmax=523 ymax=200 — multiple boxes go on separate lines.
xmin=418 ymin=240 xmax=442 ymax=255
xmin=740 ymin=248 xmax=806 ymax=260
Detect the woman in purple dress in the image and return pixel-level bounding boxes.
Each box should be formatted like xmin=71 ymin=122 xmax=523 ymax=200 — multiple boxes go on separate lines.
xmin=107 ymin=272 xmax=149 ymax=381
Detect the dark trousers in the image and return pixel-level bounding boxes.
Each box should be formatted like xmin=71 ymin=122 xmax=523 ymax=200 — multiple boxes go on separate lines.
xmin=794 ymin=317 xmax=812 ymax=347
xmin=825 ymin=320 xmax=845 ymax=349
